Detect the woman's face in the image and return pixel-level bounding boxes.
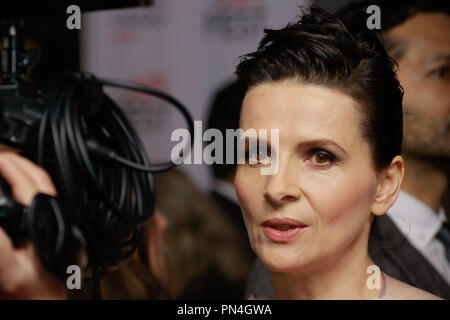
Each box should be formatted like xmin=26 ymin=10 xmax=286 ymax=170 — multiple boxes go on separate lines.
xmin=235 ymin=81 xmax=380 ymax=273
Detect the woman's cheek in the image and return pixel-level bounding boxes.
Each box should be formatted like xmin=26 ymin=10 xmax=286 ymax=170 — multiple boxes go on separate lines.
xmin=235 ymin=168 xmax=253 ymax=206
xmin=310 ymin=169 xmax=377 ymax=247
xmin=235 ymin=168 xmax=263 ymax=227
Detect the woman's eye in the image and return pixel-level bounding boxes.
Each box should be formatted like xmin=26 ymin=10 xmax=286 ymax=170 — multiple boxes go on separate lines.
xmin=245 ymin=149 xmax=271 ymax=166
xmin=432 ymin=66 xmax=450 ymax=79
xmin=314 ymin=153 xmax=330 ymax=164
xmin=307 ymin=149 xmax=336 ymax=166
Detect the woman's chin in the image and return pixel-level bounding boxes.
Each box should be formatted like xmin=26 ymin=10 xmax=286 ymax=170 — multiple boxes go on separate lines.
xmin=257 ymin=248 xmax=310 ymax=273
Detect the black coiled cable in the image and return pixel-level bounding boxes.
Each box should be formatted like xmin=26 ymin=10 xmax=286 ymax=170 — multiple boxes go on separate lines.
xmin=27 ymin=72 xmax=194 ymax=280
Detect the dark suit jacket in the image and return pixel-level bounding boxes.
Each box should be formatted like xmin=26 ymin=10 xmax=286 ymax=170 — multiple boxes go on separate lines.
xmin=210 ymin=191 xmax=255 ymax=259
xmin=210 ymin=191 xmax=256 ymax=298
xmin=211 ymin=191 xmax=247 ymax=237
xmin=245 ymin=214 xmax=450 ymax=299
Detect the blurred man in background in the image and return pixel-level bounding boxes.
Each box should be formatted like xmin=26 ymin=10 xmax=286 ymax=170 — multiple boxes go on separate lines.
xmin=339 ymin=0 xmax=450 ymax=296
xmin=206 ymin=80 xmax=255 ymax=297
xmin=206 ymin=81 xmax=246 ymax=239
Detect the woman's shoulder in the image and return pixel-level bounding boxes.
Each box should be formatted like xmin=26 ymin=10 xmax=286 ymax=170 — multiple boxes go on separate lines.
xmin=382 ymin=274 xmax=444 ymax=300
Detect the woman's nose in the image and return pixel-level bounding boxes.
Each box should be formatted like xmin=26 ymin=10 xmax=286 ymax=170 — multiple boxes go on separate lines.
xmin=263 ymin=170 xmax=301 ymax=206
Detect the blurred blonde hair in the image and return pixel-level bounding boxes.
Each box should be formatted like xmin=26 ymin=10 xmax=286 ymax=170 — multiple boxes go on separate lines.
xmin=100 ymin=216 xmax=167 ymax=299
xmin=100 ymin=169 xmax=250 ymax=299
xmin=155 ymin=169 xmax=249 ymax=298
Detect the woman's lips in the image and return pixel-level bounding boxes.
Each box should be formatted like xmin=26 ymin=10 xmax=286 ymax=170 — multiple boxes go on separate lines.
xmin=262 ymin=218 xmax=307 ymax=243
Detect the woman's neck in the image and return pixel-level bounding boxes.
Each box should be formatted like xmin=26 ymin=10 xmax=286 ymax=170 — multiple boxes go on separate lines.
xmin=272 ymin=225 xmax=381 ymax=300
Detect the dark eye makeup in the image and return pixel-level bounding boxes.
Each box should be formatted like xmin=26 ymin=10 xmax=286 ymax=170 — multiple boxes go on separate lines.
xmin=306 ymin=148 xmax=338 ymax=165
xmin=242 ymin=146 xmax=339 ymax=168
xmin=430 ymin=66 xmax=450 ymax=79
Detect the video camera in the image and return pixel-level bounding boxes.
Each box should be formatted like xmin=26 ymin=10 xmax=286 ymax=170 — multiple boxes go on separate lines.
xmin=0 ymin=0 xmax=193 ymax=283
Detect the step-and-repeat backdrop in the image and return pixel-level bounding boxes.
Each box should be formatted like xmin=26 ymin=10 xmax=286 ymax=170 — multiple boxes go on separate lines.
xmin=81 ymin=0 xmax=309 ymax=190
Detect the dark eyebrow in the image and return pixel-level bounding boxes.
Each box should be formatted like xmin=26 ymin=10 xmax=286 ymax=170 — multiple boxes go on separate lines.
xmin=297 ymin=139 xmax=348 ymax=157
xmin=384 ymin=34 xmax=408 ymax=61
xmin=429 ymin=54 xmax=450 ymax=64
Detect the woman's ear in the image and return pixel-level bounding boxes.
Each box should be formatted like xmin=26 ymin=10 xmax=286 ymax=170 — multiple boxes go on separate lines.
xmin=371 ymin=155 xmax=405 ymax=216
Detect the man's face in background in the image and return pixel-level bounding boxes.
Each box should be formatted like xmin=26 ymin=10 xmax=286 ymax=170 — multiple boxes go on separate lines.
xmin=386 ymin=13 xmax=450 ymax=169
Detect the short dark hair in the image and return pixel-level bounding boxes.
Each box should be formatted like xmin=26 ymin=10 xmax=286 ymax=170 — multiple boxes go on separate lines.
xmin=206 ymin=80 xmax=245 ymax=180
xmin=336 ymin=0 xmax=450 ymax=60
xmin=235 ymin=6 xmax=403 ymax=170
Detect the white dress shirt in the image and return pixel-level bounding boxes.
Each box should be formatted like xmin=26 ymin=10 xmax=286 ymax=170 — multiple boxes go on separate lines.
xmin=387 ymin=190 xmax=450 ymax=284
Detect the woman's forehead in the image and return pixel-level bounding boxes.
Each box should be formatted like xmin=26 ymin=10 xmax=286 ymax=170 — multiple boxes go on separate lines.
xmin=239 ymin=82 xmax=369 ymax=155
xmin=241 ymin=82 xmax=361 ymax=133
